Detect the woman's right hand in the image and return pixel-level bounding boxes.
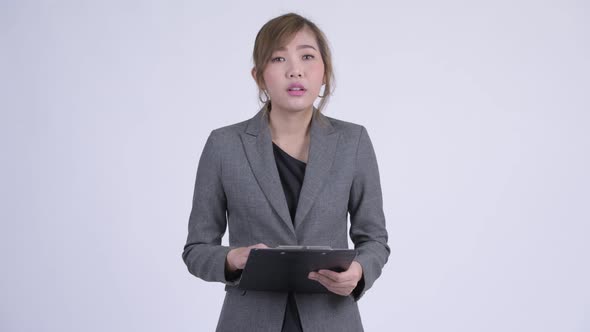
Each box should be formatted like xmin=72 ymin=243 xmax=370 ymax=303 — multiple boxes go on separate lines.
xmin=225 ymin=243 xmax=269 ymax=272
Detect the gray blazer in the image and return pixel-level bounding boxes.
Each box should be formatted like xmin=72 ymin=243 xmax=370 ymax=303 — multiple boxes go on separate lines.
xmin=182 ymin=107 xmax=390 ymax=332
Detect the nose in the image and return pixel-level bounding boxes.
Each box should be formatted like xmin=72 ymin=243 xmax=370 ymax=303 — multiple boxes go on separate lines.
xmin=288 ymin=61 xmax=303 ymax=78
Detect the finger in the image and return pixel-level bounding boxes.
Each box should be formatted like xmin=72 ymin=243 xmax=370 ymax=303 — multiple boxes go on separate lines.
xmin=329 ymin=288 xmax=352 ymax=296
xmin=309 ymin=272 xmax=354 ymax=291
xmin=234 ymin=257 xmax=247 ymax=270
xmin=242 ymin=243 xmax=267 ymax=260
xmin=317 ymin=269 xmax=355 ymax=283
xmin=241 ymin=245 xmax=262 ymax=265
xmin=245 ymin=244 xmax=266 ymax=258
xmin=310 ymin=271 xmax=356 ymax=289
xmin=313 ymin=277 xmax=352 ymax=296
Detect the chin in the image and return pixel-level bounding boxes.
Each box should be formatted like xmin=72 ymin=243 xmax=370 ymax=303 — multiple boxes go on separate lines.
xmin=273 ymin=103 xmax=314 ymax=114
xmin=289 ymin=106 xmax=314 ymax=113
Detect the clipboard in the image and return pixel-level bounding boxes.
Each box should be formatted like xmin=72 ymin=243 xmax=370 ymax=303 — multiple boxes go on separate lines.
xmin=237 ymin=246 xmax=357 ymax=293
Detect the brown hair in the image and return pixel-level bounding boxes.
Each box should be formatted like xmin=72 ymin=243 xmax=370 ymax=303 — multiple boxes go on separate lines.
xmin=252 ymin=13 xmax=335 ymax=117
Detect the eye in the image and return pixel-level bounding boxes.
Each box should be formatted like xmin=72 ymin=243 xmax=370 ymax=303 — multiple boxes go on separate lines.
xmin=303 ymin=54 xmax=315 ymax=60
xmin=271 ymin=57 xmax=285 ymax=63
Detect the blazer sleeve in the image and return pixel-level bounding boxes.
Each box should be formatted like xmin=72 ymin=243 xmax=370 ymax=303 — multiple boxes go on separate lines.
xmin=181 ymin=131 xmax=240 ymax=286
xmin=349 ymin=126 xmax=391 ymax=301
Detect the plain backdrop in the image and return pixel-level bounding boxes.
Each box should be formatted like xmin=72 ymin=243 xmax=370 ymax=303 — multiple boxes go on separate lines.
xmin=1 ymin=0 xmax=589 ymax=331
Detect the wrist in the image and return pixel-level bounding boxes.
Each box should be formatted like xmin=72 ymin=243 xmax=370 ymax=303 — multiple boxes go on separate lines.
xmin=225 ymin=249 xmax=237 ymax=272
xmin=352 ymin=260 xmax=363 ymax=280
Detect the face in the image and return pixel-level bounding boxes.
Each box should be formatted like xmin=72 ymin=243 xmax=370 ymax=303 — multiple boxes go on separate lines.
xmin=254 ymin=27 xmax=325 ymax=115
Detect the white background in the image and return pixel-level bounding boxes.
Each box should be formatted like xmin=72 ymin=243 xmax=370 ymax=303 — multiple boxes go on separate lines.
xmin=1 ymin=0 xmax=589 ymax=331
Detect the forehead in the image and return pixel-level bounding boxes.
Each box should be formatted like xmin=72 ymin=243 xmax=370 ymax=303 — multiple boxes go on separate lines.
xmin=274 ymin=27 xmax=319 ymax=52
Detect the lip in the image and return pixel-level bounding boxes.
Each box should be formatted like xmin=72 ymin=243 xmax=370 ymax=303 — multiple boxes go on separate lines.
xmin=287 ymin=83 xmax=306 ymax=96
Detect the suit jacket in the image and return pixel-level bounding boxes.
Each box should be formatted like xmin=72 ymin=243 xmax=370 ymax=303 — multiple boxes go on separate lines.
xmin=182 ymin=107 xmax=390 ymax=332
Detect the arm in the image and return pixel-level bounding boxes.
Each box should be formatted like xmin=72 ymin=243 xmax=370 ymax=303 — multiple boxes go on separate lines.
xmin=347 ymin=126 xmax=390 ymax=301
xmin=181 ymin=131 xmax=238 ymax=285
xmin=307 ymin=126 xmax=390 ymax=300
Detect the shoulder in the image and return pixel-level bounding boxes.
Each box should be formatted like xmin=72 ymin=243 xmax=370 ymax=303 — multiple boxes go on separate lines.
xmin=205 ymin=112 xmax=372 ymax=143
xmin=325 ymin=114 xmax=364 ymax=132
xmin=207 ymin=118 xmax=249 ymax=142
xmin=322 ymin=114 xmax=370 ymax=144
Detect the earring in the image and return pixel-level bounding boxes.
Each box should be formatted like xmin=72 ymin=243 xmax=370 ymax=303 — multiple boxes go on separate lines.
xmin=259 ymin=89 xmax=270 ymax=103
xmin=318 ymin=85 xmax=326 ymax=98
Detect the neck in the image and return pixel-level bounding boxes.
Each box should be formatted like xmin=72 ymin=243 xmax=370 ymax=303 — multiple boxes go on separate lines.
xmin=268 ymin=106 xmax=314 ymax=141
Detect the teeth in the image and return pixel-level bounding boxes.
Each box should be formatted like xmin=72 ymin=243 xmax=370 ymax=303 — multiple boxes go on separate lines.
xmin=290 ymin=88 xmax=303 ymax=91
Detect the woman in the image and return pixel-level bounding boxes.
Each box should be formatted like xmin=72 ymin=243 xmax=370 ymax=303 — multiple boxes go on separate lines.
xmin=182 ymin=12 xmax=390 ymax=332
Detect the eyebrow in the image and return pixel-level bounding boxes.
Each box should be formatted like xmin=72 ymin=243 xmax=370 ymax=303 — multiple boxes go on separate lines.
xmin=275 ymin=44 xmax=318 ymax=52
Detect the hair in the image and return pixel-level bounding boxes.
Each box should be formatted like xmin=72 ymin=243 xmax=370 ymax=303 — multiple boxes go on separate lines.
xmin=252 ymin=13 xmax=335 ymax=118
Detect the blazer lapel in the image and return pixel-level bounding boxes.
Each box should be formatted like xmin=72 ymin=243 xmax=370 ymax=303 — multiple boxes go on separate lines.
xmin=239 ymin=106 xmax=340 ymax=238
xmin=240 ymin=107 xmax=295 ymax=235
xmin=294 ymin=109 xmax=339 ymax=232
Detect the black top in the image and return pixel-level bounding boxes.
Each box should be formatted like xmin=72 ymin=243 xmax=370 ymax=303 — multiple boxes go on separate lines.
xmin=272 ymin=142 xmax=305 ymax=332
xmin=273 ymin=142 xmax=306 ymax=223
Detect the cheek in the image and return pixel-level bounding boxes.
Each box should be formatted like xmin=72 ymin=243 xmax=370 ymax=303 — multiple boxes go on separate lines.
xmin=310 ymin=66 xmax=325 ymax=88
xmin=262 ymin=71 xmax=280 ymax=91
xmin=312 ymin=63 xmax=325 ymax=81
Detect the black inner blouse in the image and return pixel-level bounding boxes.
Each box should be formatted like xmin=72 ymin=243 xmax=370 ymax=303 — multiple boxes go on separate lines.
xmin=272 ymin=141 xmax=305 ymax=332
xmin=272 ymin=142 xmax=306 ymax=223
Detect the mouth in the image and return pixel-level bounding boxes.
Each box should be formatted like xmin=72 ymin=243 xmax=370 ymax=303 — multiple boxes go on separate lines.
xmin=287 ymin=83 xmax=306 ymax=96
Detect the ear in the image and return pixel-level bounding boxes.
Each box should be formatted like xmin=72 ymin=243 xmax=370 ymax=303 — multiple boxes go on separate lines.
xmin=251 ymin=68 xmax=265 ymax=89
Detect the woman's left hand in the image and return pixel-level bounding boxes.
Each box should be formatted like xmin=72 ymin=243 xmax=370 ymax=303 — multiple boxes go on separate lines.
xmin=308 ymin=260 xmax=363 ymax=296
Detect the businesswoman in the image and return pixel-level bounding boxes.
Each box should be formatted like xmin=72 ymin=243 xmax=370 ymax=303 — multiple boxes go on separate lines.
xmin=182 ymin=13 xmax=390 ymax=332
